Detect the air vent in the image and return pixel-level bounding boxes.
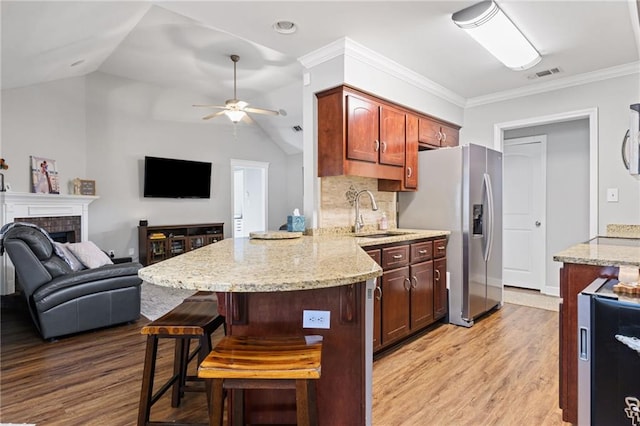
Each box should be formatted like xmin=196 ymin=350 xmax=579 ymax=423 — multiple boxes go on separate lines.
xmin=292 ymin=125 xmax=303 ymax=132
xmin=527 ymin=67 xmax=562 ymax=80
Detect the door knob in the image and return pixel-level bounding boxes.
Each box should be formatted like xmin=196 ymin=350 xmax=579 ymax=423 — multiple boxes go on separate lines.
xmin=535 ymin=221 xmax=541 ymax=227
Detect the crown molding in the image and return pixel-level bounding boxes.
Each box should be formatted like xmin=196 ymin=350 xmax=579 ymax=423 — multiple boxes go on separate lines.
xmin=298 ymin=37 xmax=466 ymax=108
xmin=466 ymin=61 xmax=640 ymax=108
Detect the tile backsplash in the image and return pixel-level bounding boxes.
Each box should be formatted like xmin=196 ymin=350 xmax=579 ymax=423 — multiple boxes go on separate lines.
xmin=319 ymin=176 xmax=396 ymax=232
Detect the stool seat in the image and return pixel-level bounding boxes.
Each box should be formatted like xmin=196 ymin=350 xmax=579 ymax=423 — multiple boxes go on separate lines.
xmin=198 ymin=335 xmax=322 ymax=426
xmin=138 ymin=300 xmax=224 ymax=426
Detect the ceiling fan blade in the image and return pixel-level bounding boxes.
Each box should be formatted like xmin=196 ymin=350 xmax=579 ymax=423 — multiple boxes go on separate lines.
xmin=242 ymin=113 xmax=255 ymax=124
xmin=244 ymin=106 xmax=279 ymax=116
xmin=202 ymin=110 xmax=227 ymax=120
xmin=193 ymin=104 xmax=227 ymax=109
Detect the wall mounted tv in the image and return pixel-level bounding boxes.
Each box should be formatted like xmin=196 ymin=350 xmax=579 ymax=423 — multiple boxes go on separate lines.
xmin=143 ymin=156 xmax=212 ymax=199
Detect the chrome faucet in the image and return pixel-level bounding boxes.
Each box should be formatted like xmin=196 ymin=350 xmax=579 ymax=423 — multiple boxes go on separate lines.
xmin=353 ymin=190 xmax=379 ymax=234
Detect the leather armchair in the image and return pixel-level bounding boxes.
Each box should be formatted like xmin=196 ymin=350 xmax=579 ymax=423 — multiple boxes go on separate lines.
xmin=2 ymin=224 xmax=142 ymax=339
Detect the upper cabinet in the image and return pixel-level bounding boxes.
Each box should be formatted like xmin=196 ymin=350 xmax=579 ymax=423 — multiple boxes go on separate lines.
xmin=317 ymin=85 xmax=460 ymax=190
xmin=418 ymin=118 xmax=459 ymax=149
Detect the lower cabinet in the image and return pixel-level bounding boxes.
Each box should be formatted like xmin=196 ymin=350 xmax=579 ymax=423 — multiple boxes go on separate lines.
xmin=367 ymin=237 xmax=447 ymax=354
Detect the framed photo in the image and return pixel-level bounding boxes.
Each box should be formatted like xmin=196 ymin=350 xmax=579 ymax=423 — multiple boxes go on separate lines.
xmin=79 ymin=179 xmax=96 ymax=196
xmin=30 ymin=156 xmax=60 ymax=194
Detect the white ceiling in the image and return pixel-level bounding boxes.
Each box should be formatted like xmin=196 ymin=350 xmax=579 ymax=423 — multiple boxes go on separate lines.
xmin=2 ymin=1 xmax=640 ymax=154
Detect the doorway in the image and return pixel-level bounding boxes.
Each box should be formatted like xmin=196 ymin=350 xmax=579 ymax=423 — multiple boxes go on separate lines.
xmin=496 ymin=109 xmax=595 ymax=296
xmin=503 ymin=136 xmax=546 ymax=291
xmin=230 ymin=159 xmax=269 ymax=238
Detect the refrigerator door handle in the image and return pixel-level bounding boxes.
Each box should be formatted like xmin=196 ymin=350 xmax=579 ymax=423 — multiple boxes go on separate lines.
xmin=483 ymin=173 xmax=495 ymax=262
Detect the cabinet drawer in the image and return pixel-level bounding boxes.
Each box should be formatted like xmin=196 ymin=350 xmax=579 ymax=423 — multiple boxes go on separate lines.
xmin=382 ymin=245 xmax=410 ymax=269
xmin=411 ymin=241 xmax=433 ymax=263
xmin=366 ymin=249 xmax=381 ymax=265
xmin=434 ymin=238 xmax=447 ymax=258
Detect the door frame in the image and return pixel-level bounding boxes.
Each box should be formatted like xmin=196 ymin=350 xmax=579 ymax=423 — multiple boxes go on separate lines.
xmin=230 ymin=159 xmax=269 ymax=238
xmin=494 ymin=108 xmax=598 ymax=239
xmin=503 ymin=136 xmax=547 ymax=291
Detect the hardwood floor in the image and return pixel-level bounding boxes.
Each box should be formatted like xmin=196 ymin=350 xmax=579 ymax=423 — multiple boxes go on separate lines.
xmin=1 ymin=296 xmax=567 ymax=425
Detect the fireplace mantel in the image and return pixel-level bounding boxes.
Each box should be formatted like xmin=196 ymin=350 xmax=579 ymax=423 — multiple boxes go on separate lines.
xmin=0 ymin=192 xmax=99 ymax=294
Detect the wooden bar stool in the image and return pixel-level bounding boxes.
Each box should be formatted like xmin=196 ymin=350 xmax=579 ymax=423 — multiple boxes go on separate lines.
xmin=198 ymin=335 xmax=323 ymax=426
xmin=138 ymin=300 xmax=225 ymax=426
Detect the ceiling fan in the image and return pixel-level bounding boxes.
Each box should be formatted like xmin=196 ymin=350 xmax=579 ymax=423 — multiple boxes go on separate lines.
xmin=193 ymin=54 xmax=283 ymax=123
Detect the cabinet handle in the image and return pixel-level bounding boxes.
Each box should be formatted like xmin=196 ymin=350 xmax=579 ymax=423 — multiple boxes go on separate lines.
xmin=375 ymin=140 xmax=380 ymax=152
xmin=418 ymin=249 xmax=427 ymax=254
xmin=442 ymin=132 xmax=447 ymax=143
xmin=381 ymin=141 xmax=387 ymax=153
xmin=435 ymin=269 xmax=441 ymax=281
xmin=436 ymin=131 xmax=442 ymax=141
xmin=437 ymin=246 xmax=445 ymax=251
xmin=411 ymin=276 xmax=418 ymax=289
xmin=392 ymin=254 xmax=404 ymax=260
xmin=407 ymin=167 xmax=412 ymax=178
xmin=375 ymin=285 xmax=382 ymax=301
xmin=404 ymin=277 xmax=411 ymax=291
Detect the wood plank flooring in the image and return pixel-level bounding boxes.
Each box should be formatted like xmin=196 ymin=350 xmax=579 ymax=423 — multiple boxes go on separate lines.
xmin=1 ymin=296 xmax=568 ymax=425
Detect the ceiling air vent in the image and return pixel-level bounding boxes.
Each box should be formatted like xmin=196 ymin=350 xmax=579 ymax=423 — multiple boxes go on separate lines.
xmin=292 ymin=125 xmax=303 ymax=132
xmin=527 ymin=67 xmax=561 ymax=80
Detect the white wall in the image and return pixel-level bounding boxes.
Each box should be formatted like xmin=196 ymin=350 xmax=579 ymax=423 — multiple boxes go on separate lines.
xmin=2 ymin=72 xmax=301 ymax=260
xmin=505 ymin=119 xmax=590 ymax=293
xmin=463 ymin=73 xmax=640 ymax=234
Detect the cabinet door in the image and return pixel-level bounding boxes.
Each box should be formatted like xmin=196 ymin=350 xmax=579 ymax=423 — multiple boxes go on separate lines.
xmin=404 ymin=114 xmax=419 ymax=189
xmin=440 ymin=124 xmax=459 ymax=147
xmin=381 ymin=266 xmax=410 ymax=344
xmin=148 ymin=239 xmax=167 ymax=264
xmin=346 ymin=95 xmax=379 ymax=163
xmin=410 ymin=260 xmax=434 ymax=329
xmin=169 ymin=237 xmax=187 ymax=256
xmin=379 ymin=106 xmax=405 ymax=167
xmin=366 ymin=249 xmax=382 ymax=352
xmin=418 ymin=117 xmax=442 ymax=147
xmin=434 ymin=258 xmax=447 ymax=319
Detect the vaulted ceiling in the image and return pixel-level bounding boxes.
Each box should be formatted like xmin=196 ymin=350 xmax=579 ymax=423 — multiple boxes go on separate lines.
xmin=3 ymin=1 xmax=639 ymax=154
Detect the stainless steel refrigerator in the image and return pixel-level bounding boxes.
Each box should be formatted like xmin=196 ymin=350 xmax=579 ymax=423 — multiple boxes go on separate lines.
xmin=398 ymin=143 xmax=503 ymax=327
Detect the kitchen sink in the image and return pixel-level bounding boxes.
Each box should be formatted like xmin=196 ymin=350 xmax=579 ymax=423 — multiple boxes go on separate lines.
xmin=354 ymin=231 xmax=413 ymax=238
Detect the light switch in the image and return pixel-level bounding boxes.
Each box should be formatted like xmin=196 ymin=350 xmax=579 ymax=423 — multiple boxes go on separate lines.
xmin=606 ymin=188 xmax=619 ymax=202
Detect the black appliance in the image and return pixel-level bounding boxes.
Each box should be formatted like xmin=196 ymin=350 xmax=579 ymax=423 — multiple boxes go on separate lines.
xmin=578 ymin=277 xmax=640 ymax=425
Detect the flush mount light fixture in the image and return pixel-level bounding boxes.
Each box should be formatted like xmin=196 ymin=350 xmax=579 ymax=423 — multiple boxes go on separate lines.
xmin=452 ymin=0 xmax=541 ymax=71
xmin=273 ymin=20 xmax=297 ymax=34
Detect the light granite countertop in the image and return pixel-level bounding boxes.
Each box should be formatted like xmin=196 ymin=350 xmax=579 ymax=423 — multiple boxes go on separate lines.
xmin=553 ymin=237 xmax=640 ymax=267
xmin=138 ymin=229 xmax=449 ymax=292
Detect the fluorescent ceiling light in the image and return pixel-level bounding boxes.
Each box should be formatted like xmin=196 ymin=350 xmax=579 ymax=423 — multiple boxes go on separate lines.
xmin=452 ymin=0 xmax=541 ymax=71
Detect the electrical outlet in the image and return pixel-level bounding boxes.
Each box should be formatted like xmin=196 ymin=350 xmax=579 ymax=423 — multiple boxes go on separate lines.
xmin=128 ymin=248 xmax=134 ymax=256
xmin=303 ymin=310 xmax=330 ymax=329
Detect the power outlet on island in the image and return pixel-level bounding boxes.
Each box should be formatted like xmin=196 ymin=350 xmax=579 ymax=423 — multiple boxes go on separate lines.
xmin=303 ymin=310 xmax=330 ymax=329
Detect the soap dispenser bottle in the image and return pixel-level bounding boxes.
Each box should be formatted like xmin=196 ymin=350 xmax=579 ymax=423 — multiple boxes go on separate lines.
xmin=379 ymin=212 xmax=388 ymax=231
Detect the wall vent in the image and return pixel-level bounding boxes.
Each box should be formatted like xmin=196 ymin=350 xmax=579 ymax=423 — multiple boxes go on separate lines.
xmin=527 ymin=67 xmax=561 ymax=80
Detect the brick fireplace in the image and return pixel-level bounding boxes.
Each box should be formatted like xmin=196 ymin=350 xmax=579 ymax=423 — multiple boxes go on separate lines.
xmin=1 ymin=192 xmax=98 ymax=294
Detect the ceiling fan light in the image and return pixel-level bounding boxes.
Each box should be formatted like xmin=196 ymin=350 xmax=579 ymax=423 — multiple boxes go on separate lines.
xmin=225 ymin=110 xmax=246 ymax=123
xmin=452 ymin=0 xmax=541 ymax=70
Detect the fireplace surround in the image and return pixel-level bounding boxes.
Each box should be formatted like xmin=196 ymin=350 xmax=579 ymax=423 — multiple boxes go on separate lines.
xmin=1 ymin=192 xmax=98 ymax=294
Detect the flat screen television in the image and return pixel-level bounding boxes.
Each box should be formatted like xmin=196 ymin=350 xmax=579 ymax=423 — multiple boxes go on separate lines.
xmin=143 ymin=156 xmax=212 ymax=199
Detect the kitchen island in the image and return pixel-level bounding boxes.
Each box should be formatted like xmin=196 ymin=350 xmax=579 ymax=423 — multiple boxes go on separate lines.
xmin=553 ymin=235 xmax=640 ymax=424
xmin=139 ymin=229 xmax=448 ymax=425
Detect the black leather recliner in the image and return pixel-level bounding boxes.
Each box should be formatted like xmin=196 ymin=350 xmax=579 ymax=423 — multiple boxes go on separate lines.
xmin=1 ymin=224 xmax=142 ymax=339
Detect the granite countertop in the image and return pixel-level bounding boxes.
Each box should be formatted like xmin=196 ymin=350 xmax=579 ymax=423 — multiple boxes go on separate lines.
xmin=553 ymin=236 xmax=640 ymax=267
xmin=138 ymin=229 xmax=449 ymax=292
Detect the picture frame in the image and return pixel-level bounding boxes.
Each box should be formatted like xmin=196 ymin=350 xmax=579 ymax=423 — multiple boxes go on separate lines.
xmin=31 ymin=156 xmax=60 ymax=194
xmin=79 ymin=179 xmax=96 ymax=196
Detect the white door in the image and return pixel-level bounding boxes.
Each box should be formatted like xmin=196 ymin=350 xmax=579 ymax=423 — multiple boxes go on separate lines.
xmin=230 ymin=160 xmax=269 ymax=238
xmin=503 ymin=137 xmax=546 ymax=290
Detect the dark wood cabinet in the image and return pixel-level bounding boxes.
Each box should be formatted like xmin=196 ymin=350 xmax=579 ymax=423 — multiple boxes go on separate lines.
xmin=379 ymin=113 xmax=419 ymax=192
xmin=346 ymin=94 xmax=379 ymax=163
xmin=557 ymin=262 xmax=619 ymax=424
xmin=138 ymin=222 xmax=224 ymax=266
xmin=418 ymin=117 xmax=459 ymax=149
xmin=379 ymin=105 xmax=406 ymax=167
xmin=367 ymin=237 xmax=447 ymax=354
